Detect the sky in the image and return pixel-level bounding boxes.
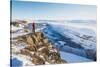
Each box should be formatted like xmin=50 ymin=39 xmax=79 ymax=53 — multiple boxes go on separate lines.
xmin=11 ymin=1 xmax=97 ymax=20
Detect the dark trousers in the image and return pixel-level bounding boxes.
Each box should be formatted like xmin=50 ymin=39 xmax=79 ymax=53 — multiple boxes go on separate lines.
xmin=32 ymin=29 xmax=35 ymax=33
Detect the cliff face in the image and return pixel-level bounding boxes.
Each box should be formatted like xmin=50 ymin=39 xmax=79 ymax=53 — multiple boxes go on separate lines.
xmin=11 ymin=32 xmax=66 ymax=65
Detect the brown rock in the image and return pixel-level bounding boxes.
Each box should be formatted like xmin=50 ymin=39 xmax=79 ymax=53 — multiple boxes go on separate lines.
xmin=15 ymin=32 xmax=67 ymax=65
xmin=31 ymin=54 xmax=45 ymax=65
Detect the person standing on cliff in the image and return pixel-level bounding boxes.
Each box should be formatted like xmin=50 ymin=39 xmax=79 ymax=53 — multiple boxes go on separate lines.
xmin=32 ymin=22 xmax=35 ymax=33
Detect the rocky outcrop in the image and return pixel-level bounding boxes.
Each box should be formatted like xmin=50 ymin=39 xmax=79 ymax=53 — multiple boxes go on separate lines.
xmin=14 ymin=32 xmax=66 ymax=65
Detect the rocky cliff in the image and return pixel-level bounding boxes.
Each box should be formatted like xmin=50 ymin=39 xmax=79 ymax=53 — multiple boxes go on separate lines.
xmin=11 ymin=32 xmax=66 ymax=65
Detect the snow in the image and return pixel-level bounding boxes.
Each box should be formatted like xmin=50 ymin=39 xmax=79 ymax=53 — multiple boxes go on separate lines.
xmin=11 ymin=57 xmax=23 ymax=67
xmin=42 ymin=21 xmax=96 ymax=61
xmin=11 ymin=54 xmax=34 ymax=66
xmin=59 ymin=45 xmax=87 ymax=57
xmin=45 ymin=22 xmax=96 ymax=50
xmin=58 ymin=41 xmax=66 ymax=46
xmin=12 ymin=42 xmax=29 ymax=53
xmin=11 ymin=20 xmax=96 ymax=65
xmin=60 ymin=51 xmax=92 ymax=63
xmin=11 ymin=25 xmax=23 ymax=32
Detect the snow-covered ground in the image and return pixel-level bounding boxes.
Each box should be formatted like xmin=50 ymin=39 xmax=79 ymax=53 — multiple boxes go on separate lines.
xmin=60 ymin=51 xmax=92 ymax=63
xmin=42 ymin=20 xmax=96 ymax=61
xmin=11 ymin=20 xmax=96 ymax=66
xmin=46 ymin=22 xmax=96 ymax=50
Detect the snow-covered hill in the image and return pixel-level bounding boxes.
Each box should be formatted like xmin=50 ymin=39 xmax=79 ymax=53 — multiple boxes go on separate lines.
xmin=11 ymin=20 xmax=96 ymax=66
xmin=42 ymin=21 xmax=96 ymax=61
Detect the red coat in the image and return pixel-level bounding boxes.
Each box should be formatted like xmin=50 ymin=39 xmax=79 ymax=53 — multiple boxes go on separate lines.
xmin=32 ymin=22 xmax=35 ymax=30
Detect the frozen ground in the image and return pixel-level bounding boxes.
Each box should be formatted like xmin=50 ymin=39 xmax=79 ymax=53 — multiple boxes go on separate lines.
xmin=11 ymin=20 xmax=96 ymax=66
xmin=60 ymin=51 xmax=92 ymax=63
xmin=42 ymin=20 xmax=96 ymax=61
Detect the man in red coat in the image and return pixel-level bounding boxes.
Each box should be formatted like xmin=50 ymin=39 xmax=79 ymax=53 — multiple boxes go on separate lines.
xmin=32 ymin=22 xmax=35 ymax=33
